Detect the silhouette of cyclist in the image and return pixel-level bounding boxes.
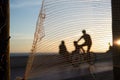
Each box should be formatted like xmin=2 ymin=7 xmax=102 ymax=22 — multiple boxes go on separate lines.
xmin=77 ymin=30 xmax=92 ymax=53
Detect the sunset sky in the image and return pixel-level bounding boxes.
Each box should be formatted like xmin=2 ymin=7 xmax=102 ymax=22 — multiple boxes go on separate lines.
xmin=10 ymin=0 xmax=42 ymax=52
xmin=10 ymin=0 xmax=112 ymax=53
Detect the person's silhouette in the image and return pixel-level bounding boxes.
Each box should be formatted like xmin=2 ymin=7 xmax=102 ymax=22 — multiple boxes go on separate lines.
xmin=108 ymin=42 xmax=112 ymax=51
xmin=59 ymin=40 xmax=68 ymax=55
xmin=73 ymin=41 xmax=80 ymax=53
xmin=59 ymin=40 xmax=69 ymax=61
xmin=77 ymin=30 xmax=92 ymax=53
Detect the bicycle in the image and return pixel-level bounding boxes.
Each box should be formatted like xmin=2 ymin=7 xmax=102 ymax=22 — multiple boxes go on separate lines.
xmin=71 ymin=41 xmax=96 ymax=67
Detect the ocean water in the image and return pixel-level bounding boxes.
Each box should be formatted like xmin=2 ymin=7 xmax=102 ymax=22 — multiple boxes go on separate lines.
xmin=10 ymin=53 xmax=29 ymax=57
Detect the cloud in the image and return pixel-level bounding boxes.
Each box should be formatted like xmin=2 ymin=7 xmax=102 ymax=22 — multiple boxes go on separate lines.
xmin=10 ymin=0 xmax=42 ymax=8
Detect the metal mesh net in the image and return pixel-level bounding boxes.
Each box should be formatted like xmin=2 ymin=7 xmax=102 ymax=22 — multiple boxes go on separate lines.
xmin=24 ymin=0 xmax=113 ymax=80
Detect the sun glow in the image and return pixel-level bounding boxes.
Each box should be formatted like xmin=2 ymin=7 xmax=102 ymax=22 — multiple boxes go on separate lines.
xmin=115 ymin=39 xmax=120 ymax=45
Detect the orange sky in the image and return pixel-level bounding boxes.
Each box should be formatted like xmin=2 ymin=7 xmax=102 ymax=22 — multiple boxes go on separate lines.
xmin=10 ymin=0 xmax=112 ymax=53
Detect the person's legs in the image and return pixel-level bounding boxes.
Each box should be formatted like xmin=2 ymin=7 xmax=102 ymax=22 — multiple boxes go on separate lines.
xmin=79 ymin=43 xmax=87 ymax=53
xmin=87 ymin=44 xmax=91 ymax=53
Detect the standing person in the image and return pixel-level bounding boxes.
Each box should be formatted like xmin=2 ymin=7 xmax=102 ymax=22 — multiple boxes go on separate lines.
xmin=77 ymin=30 xmax=92 ymax=53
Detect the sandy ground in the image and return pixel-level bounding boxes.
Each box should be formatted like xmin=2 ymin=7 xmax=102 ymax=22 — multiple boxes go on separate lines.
xmin=10 ymin=53 xmax=113 ymax=80
xmin=10 ymin=54 xmax=28 ymax=80
xmin=11 ymin=62 xmax=113 ymax=80
xmin=11 ymin=67 xmax=25 ymax=80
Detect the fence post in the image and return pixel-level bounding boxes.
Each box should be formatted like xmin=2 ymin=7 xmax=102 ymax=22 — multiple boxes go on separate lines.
xmin=0 ymin=0 xmax=10 ymax=80
xmin=112 ymin=0 xmax=120 ymax=80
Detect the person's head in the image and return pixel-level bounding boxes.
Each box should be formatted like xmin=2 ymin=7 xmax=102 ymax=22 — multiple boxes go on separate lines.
xmin=82 ymin=29 xmax=86 ymax=34
xmin=61 ymin=40 xmax=65 ymax=44
xmin=74 ymin=41 xmax=77 ymax=46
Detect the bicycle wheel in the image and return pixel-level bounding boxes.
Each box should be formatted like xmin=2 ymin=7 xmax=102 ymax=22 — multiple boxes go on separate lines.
xmin=87 ymin=53 xmax=96 ymax=65
xmin=71 ymin=51 xmax=81 ymax=67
